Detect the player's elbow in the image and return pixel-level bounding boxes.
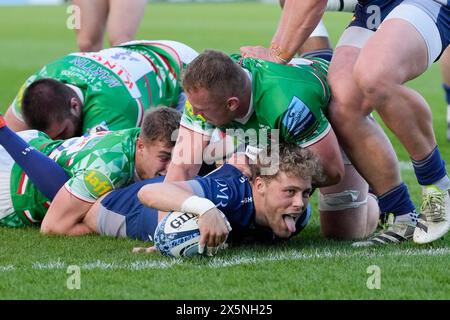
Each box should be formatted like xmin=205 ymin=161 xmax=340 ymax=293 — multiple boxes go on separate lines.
xmin=40 ymin=220 xmax=59 ymax=235
xmin=137 ymin=185 xmax=157 ymax=207
xmin=321 ymin=161 xmax=345 ymax=187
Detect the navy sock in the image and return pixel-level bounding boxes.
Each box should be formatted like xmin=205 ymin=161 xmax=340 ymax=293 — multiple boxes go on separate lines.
xmin=0 ymin=125 xmax=69 ymax=200
xmin=300 ymin=48 xmax=334 ymax=62
xmin=378 ymin=183 xmax=416 ymax=218
xmin=443 ymin=83 xmax=450 ymax=105
xmin=412 ymin=146 xmax=447 ymax=186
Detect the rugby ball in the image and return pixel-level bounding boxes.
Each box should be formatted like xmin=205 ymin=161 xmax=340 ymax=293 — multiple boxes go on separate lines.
xmin=154 ymin=211 xmax=201 ymax=258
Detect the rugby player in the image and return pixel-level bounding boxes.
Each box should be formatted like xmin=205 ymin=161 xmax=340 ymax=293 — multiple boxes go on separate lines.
xmin=0 ymin=107 xmax=180 ymax=233
xmin=241 ymin=0 xmax=450 ymax=245
xmin=4 ymin=40 xmax=198 ymax=139
xmin=165 ymin=50 xmax=379 ymax=240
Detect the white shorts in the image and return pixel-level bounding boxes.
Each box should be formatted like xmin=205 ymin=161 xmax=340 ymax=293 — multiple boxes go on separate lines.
xmin=337 ymin=0 xmax=444 ymax=67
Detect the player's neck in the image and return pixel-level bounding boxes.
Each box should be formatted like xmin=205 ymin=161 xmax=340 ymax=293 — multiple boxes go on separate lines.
xmin=236 ymin=76 xmax=252 ymax=118
xmin=251 ymin=184 xmax=267 ymax=226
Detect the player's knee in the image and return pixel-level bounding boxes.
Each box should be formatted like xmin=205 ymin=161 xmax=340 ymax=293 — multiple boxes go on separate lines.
xmin=40 ymin=220 xmax=54 ymax=235
xmin=319 ymin=191 xmax=380 ymax=240
xmin=353 ymin=66 xmax=391 ymax=107
xmin=40 ymin=219 xmax=64 ymax=235
xmin=323 ymin=163 xmax=345 ymax=187
xmin=109 ymin=33 xmax=134 ymax=47
xmin=365 ymin=193 xmax=379 ymax=237
xmin=77 ymin=37 xmax=102 ymax=52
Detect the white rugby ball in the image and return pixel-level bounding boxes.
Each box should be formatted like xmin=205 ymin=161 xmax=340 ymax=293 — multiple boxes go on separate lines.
xmin=154 ymin=211 xmax=201 ymax=258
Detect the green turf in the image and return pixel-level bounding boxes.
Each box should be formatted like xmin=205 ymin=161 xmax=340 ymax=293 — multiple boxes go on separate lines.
xmin=0 ymin=3 xmax=449 ymax=300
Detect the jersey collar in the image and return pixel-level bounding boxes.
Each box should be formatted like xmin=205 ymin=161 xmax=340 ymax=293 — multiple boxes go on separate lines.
xmin=65 ymin=84 xmax=85 ymax=104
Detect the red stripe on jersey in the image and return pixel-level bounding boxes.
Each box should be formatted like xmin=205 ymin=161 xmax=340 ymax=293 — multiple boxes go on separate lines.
xmin=22 ymin=210 xmax=38 ymax=224
xmin=136 ymin=98 xmax=144 ymax=127
xmin=66 ymin=157 xmax=73 ymax=167
xmin=158 ymin=55 xmax=177 ymax=80
xmin=144 ymin=75 xmax=153 ymax=105
xmin=147 ymin=41 xmax=182 ymax=70
xmin=17 ymin=172 xmax=28 ymax=195
xmin=141 ymin=55 xmax=162 ymax=80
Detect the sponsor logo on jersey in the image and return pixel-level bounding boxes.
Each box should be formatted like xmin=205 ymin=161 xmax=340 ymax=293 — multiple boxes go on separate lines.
xmin=282 ymin=96 xmax=317 ymax=141
xmin=83 ymin=169 xmax=113 ymax=198
xmin=214 ymin=179 xmax=230 ymax=208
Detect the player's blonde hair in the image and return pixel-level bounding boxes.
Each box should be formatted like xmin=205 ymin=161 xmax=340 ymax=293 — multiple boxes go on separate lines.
xmin=250 ymin=143 xmax=325 ymax=187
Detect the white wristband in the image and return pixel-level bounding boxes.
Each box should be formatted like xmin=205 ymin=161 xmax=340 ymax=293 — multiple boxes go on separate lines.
xmin=181 ymin=196 xmax=216 ymax=217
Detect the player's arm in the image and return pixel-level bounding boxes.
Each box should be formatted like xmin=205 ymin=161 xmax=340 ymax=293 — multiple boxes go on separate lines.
xmin=241 ymin=0 xmax=327 ymax=63
xmin=40 ymin=186 xmax=94 ymax=236
xmin=306 ymin=129 xmax=344 ymax=187
xmin=164 ymin=125 xmax=210 ymax=182
xmin=138 ymin=181 xmax=231 ymax=253
xmin=4 ymin=105 xmax=30 ymax=132
xmin=278 ymin=102 xmax=344 ymax=187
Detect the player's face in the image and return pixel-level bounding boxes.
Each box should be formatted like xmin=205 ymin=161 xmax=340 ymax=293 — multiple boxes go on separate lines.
xmin=186 ymin=88 xmax=234 ymax=126
xmin=46 ymin=114 xmax=82 ymax=140
xmin=256 ymin=172 xmax=312 ymax=238
xmin=136 ymin=139 xmax=173 ymax=179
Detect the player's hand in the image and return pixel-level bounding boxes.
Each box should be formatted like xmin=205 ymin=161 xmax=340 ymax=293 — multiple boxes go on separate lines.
xmin=226 ymin=153 xmax=252 ymax=178
xmin=198 ymin=208 xmax=232 ymax=256
xmin=240 ymin=46 xmax=277 ymax=63
xmin=132 ymin=246 xmax=158 ymax=254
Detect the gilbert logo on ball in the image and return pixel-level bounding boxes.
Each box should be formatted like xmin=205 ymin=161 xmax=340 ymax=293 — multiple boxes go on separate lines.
xmin=154 ymin=211 xmax=201 ymax=258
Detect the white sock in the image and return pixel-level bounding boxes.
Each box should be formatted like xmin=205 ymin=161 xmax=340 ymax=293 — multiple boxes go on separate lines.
xmin=430 ymin=175 xmax=450 ymax=191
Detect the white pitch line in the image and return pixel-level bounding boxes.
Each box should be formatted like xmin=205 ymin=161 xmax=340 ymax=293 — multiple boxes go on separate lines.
xmin=0 ymin=248 xmax=448 ymax=272
xmin=0 ymin=265 xmax=15 ymax=272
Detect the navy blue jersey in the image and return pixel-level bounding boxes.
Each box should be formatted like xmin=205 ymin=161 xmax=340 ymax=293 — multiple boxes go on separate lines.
xmin=99 ymin=164 xmax=311 ymax=243
xmin=99 ymin=176 xmax=164 ymax=242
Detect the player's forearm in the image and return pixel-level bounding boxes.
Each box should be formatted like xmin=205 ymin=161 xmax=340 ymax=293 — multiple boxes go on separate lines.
xmin=138 ymin=183 xmax=194 ymax=212
xmin=164 ymin=161 xmax=202 ymax=182
xmin=272 ymin=0 xmax=327 ymax=62
xmin=4 ymin=107 xmax=29 ymax=132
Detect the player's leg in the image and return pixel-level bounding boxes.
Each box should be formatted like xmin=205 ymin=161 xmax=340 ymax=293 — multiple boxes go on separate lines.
xmin=73 ymin=0 xmax=108 ymax=51
xmin=106 ymin=0 xmax=147 ymax=46
xmin=319 ymin=154 xmax=379 ymax=240
xmin=327 ymin=30 xmax=417 ymax=246
xmin=352 ymin=1 xmax=449 ymax=244
xmin=278 ymin=0 xmax=333 ymax=61
xmin=441 ymin=46 xmax=450 ymax=141
xmin=0 ymin=116 xmax=69 ymax=200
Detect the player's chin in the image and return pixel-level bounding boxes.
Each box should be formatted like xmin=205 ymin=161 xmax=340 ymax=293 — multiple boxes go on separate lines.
xmin=272 ymin=226 xmax=292 ymax=239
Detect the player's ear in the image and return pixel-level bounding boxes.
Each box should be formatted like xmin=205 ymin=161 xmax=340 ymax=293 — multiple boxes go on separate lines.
xmin=226 ymin=97 xmax=240 ymax=112
xmin=254 ymin=176 xmax=267 ymax=195
xmin=69 ymin=97 xmax=82 ymax=116
xmin=136 ymin=136 xmax=145 ymax=152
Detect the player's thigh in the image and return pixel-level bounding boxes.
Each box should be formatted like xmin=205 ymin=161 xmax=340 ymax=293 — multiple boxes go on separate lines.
xmin=73 ymin=0 xmax=108 ymax=39
xmin=107 ymin=0 xmax=147 ymax=44
xmin=356 ymin=0 xmax=446 ymax=85
xmin=328 ymin=45 xmax=377 ymax=119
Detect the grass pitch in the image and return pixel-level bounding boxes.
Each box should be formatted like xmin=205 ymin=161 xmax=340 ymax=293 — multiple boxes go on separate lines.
xmin=0 ymin=2 xmax=448 ymax=300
